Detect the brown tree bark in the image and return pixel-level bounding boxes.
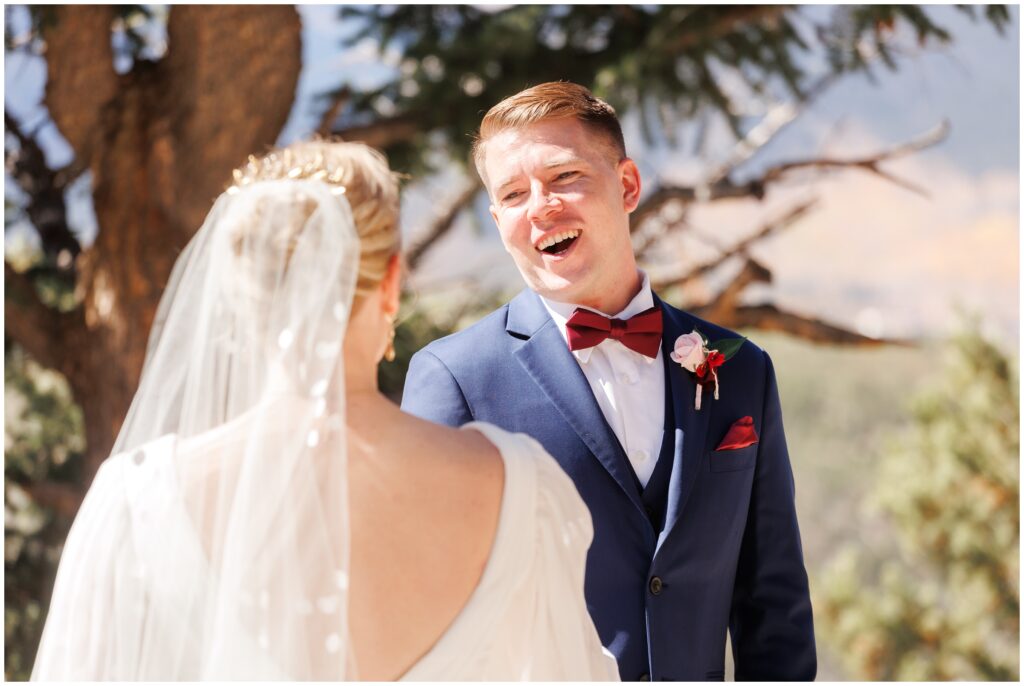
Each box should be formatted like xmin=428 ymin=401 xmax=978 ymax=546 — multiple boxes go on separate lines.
xmin=13 ymin=6 xmax=303 ymax=490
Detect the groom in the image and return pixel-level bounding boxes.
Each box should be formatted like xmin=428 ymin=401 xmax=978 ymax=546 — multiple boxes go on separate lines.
xmin=402 ymin=82 xmax=816 ymax=681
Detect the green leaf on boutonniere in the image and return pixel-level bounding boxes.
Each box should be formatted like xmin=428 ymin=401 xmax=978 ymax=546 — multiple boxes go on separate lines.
xmin=708 ymin=336 xmax=746 ymax=361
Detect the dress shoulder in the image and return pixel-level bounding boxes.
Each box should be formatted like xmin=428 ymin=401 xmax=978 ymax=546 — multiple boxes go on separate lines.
xmin=31 ymin=444 xmax=150 ymax=679
xmin=32 ymin=435 xmax=212 ymax=681
xmin=456 ymin=422 xmax=617 ymax=681
xmin=461 ymin=421 xmax=593 ymax=551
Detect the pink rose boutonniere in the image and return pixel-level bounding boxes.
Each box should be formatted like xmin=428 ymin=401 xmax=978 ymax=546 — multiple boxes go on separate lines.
xmin=670 ymin=329 xmax=746 ymax=410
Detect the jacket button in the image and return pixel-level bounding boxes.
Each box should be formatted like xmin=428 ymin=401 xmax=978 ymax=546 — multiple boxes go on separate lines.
xmin=649 ymin=576 xmax=663 ymax=595
xmin=638 ymin=673 xmax=650 ymax=681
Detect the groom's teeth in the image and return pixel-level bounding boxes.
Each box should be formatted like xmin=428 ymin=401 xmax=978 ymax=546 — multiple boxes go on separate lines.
xmin=536 ymin=230 xmax=580 ymax=252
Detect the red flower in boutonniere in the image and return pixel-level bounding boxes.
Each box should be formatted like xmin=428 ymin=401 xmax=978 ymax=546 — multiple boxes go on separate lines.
xmin=670 ymin=330 xmax=745 ymax=410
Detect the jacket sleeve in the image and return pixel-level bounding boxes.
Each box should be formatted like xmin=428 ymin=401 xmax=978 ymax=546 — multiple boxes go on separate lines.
xmin=400 ymin=348 xmax=474 ymax=427
xmin=729 ymin=350 xmax=817 ymax=680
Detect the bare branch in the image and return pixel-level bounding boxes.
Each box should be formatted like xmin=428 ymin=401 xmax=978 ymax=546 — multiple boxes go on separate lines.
xmin=650 ymin=198 xmax=818 ymax=291
xmin=332 ymin=114 xmax=421 ymax=149
xmin=632 ymin=205 xmax=692 ymax=260
xmin=405 ymin=177 xmax=483 ymax=270
xmin=657 ymin=250 xmax=902 ymax=347
xmin=316 ymin=87 xmax=352 ymax=137
xmin=761 ymin=119 xmax=950 ymax=197
xmin=4 ymin=263 xmax=87 ymax=376
xmin=631 ymin=179 xmax=765 ymax=235
xmin=633 ymin=119 xmax=946 ymax=248
xmin=696 ymin=257 xmax=774 ymax=321
xmin=703 ymin=73 xmax=839 ymax=187
xmin=684 ymin=198 xmax=816 ymax=282
xmin=694 ymin=302 xmax=901 ymax=346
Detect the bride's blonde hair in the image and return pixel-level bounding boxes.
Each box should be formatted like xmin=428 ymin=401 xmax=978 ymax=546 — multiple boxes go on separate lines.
xmin=228 ymin=140 xmax=401 ymax=301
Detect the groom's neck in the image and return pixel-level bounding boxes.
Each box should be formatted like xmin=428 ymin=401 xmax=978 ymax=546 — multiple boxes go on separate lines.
xmin=552 ymin=270 xmax=643 ymax=317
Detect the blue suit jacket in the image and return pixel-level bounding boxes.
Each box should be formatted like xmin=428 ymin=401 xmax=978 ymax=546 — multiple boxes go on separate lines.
xmin=401 ymin=289 xmax=816 ymax=681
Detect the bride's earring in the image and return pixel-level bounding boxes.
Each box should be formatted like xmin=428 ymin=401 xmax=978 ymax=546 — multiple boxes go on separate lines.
xmin=383 ymin=313 xmax=396 ymax=362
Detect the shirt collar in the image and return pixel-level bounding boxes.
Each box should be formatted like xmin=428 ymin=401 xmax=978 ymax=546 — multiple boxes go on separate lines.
xmin=540 ymin=270 xmax=659 ymax=365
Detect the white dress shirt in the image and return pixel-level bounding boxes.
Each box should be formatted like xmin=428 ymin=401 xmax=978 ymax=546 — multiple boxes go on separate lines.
xmin=540 ymin=271 xmax=666 ymax=488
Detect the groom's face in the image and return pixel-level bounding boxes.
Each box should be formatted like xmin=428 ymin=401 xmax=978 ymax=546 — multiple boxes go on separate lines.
xmin=483 ymin=118 xmax=641 ymax=309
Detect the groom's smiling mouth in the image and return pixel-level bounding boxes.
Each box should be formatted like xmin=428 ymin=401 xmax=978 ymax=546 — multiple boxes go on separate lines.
xmin=535 ymin=229 xmax=580 ymax=256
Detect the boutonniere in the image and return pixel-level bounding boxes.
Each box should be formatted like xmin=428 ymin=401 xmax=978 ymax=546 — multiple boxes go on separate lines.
xmin=670 ymin=330 xmax=745 ymax=410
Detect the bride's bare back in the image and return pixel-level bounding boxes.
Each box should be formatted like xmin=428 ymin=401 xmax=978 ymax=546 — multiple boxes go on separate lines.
xmin=345 ymin=397 xmax=504 ymax=680
xmin=173 ymin=394 xmax=503 ymax=681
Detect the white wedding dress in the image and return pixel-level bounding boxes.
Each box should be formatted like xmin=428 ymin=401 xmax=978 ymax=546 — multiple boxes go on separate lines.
xmin=32 ymin=421 xmax=618 ymax=681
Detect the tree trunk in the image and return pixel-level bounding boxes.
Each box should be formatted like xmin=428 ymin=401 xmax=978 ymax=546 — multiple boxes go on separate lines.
xmin=25 ymin=6 xmax=303 ymax=489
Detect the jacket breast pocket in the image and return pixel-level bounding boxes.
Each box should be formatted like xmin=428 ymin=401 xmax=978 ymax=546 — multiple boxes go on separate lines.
xmin=708 ymin=443 xmax=757 ymax=473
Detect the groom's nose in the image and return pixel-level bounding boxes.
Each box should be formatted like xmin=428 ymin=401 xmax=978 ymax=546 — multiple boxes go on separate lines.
xmin=526 ymin=185 xmax=562 ymax=223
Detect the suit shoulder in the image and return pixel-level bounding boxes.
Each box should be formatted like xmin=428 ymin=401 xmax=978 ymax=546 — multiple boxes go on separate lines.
xmin=416 ymin=302 xmax=512 ymax=363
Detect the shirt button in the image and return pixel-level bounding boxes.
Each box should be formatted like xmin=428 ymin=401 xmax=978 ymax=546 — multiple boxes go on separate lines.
xmin=649 ymin=576 xmax=663 ymax=595
xmin=639 ymin=673 xmax=650 ymax=681
xmin=632 ymin=449 xmax=649 ymax=464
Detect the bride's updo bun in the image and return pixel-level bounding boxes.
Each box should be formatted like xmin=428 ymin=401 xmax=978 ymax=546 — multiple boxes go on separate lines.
xmin=228 ymin=140 xmax=401 ymax=301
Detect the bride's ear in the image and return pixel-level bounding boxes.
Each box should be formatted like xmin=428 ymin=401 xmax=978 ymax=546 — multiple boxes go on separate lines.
xmin=381 ymin=252 xmax=402 ymax=317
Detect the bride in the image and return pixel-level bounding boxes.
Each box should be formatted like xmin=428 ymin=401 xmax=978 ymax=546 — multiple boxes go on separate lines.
xmin=31 ymin=141 xmax=617 ymax=681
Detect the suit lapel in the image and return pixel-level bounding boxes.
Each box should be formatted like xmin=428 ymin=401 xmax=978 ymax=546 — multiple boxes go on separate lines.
xmin=655 ymin=295 xmax=712 ymax=553
xmin=508 ymin=290 xmax=646 ymax=513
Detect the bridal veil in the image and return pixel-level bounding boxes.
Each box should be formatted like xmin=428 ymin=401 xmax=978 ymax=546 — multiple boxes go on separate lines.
xmin=32 ymin=177 xmax=361 ymax=679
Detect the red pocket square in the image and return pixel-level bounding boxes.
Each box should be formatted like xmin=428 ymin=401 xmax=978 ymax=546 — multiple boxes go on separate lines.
xmin=716 ymin=416 xmax=758 ymax=451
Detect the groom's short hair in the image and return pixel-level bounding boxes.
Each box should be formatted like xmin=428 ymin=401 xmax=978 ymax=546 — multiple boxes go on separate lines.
xmin=472 ymin=81 xmax=627 ymax=182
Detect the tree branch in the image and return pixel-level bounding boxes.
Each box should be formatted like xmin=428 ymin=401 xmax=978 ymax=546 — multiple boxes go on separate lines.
xmin=703 ymin=73 xmax=839 ymax=188
xmin=631 ymin=179 xmax=766 ymax=235
xmin=656 ymin=248 xmax=900 ymax=346
xmin=316 ymin=86 xmax=352 ymax=137
xmin=632 ymin=119 xmax=946 ymax=248
xmin=405 ymin=177 xmax=483 ymax=270
xmin=650 ymin=198 xmax=818 ymax=290
xmin=631 ymin=76 xmax=831 ymax=241
xmin=694 ymin=301 xmax=899 ymax=346
xmin=761 ymin=119 xmax=951 ymax=197
xmin=651 ymin=205 xmax=905 ymax=347
xmin=694 ymin=257 xmax=774 ymax=321
xmin=332 ymin=114 xmax=422 ymax=149
xmin=4 ymin=263 xmax=87 ymax=376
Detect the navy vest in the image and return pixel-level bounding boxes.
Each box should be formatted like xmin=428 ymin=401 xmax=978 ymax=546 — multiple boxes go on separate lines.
xmin=626 ymin=353 xmax=678 ymax=535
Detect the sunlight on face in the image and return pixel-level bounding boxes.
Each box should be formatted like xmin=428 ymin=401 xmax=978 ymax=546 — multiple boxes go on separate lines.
xmin=482 ymin=119 xmax=643 ymax=313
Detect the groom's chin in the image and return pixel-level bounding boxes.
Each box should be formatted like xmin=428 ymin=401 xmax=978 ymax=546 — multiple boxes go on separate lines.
xmin=531 ymin=281 xmax=585 ymax=306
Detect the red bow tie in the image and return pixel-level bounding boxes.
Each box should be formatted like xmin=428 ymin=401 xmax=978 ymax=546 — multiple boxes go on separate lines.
xmin=565 ymin=306 xmax=663 ymax=359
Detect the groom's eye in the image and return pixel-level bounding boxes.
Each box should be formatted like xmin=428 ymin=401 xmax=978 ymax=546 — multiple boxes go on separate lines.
xmin=555 ymin=171 xmax=578 ymax=181
xmin=502 ymin=190 xmax=522 ymax=202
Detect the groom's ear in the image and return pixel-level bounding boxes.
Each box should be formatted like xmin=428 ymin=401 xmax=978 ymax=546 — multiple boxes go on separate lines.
xmin=619 ymin=158 xmax=642 ymax=214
